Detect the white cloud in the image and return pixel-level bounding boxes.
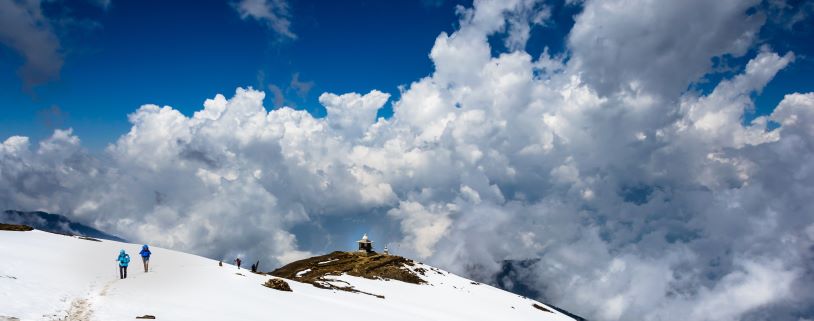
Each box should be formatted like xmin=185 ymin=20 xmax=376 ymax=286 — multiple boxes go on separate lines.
xmin=679 ymin=48 xmax=794 ymax=149
xmin=289 ymin=72 xmax=314 ymax=98
xmin=0 ymin=0 xmax=62 ymax=90
xmin=689 ymin=260 xmax=798 ymax=321
xmin=388 ymin=201 xmax=454 ymax=259
xmin=234 ymin=0 xmax=296 ymax=40
xmin=568 ymin=0 xmax=765 ymax=96
xmin=320 ymin=90 xmax=389 ymax=139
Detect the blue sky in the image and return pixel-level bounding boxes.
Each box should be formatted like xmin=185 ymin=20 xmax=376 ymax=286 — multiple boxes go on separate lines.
xmin=3 ymin=0 xmax=812 ymax=149
xmin=1 ymin=0 xmax=472 ymax=148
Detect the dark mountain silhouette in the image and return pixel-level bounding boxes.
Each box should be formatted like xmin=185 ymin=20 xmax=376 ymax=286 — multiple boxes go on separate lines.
xmin=1 ymin=210 xmax=126 ymax=242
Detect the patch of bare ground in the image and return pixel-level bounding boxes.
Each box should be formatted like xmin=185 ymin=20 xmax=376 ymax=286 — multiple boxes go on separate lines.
xmin=271 ymin=251 xmax=426 ymax=298
xmin=63 ymin=298 xmax=92 ymax=321
xmin=263 ymin=278 xmax=292 ymax=292
xmin=272 ymin=251 xmax=425 ymax=284
xmin=0 ymin=223 xmax=33 ymax=231
xmin=532 ymin=303 xmax=552 ymax=313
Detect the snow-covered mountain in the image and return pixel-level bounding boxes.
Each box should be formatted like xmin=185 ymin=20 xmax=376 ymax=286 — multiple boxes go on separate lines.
xmin=1 ymin=228 xmax=577 ymax=321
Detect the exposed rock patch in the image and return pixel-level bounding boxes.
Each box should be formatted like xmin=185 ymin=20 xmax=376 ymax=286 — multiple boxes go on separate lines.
xmin=271 ymin=251 xmax=426 ymax=298
xmin=263 ymin=278 xmax=292 ymax=292
xmin=532 ymin=303 xmax=552 ymax=313
xmin=272 ymin=251 xmax=426 ymax=285
xmin=0 ymin=223 xmax=33 ymax=231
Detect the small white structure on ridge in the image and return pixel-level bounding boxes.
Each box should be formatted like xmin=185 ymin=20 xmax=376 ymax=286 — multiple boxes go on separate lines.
xmin=357 ymin=233 xmax=373 ymax=253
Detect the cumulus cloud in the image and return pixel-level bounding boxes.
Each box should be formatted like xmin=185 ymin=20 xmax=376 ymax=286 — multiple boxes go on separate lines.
xmin=234 ymin=0 xmax=296 ymax=40
xmin=568 ymin=0 xmax=765 ymax=97
xmin=2 ymin=0 xmax=814 ymax=320
xmin=320 ymin=90 xmax=389 ymax=139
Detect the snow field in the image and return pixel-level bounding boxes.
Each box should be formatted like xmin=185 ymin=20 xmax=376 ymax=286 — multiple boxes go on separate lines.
xmin=1 ymin=230 xmax=574 ymax=321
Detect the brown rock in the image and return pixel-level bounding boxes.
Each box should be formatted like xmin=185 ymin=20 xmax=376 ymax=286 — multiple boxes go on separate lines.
xmin=264 ymin=278 xmax=293 ymax=292
xmin=271 ymin=251 xmax=425 ymax=285
xmin=532 ymin=303 xmax=552 ymax=313
xmin=0 ymin=223 xmax=33 ymax=231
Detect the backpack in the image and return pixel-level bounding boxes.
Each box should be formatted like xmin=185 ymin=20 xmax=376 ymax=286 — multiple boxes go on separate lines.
xmin=123 ymin=254 xmax=130 ymax=264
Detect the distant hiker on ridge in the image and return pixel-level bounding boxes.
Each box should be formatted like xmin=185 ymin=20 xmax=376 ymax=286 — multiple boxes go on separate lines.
xmin=252 ymin=260 xmax=260 ymax=273
xmin=139 ymin=244 xmax=152 ymax=272
xmin=117 ymin=249 xmax=130 ymax=279
xmin=235 ymin=258 xmax=242 ymax=270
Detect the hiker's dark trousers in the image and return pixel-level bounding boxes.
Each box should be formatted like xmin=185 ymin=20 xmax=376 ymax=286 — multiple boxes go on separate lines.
xmin=119 ymin=266 xmax=128 ymax=279
xmin=142 ymin=257 xmax=149 ymax=272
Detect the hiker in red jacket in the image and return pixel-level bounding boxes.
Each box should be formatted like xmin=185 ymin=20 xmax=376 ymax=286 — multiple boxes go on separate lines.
xmin=234 ymin=258 xmax=242 ymax=269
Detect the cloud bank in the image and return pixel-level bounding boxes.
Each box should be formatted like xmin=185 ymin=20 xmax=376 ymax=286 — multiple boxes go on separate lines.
xmin=2 ymin=0 xmax=813 ymax=320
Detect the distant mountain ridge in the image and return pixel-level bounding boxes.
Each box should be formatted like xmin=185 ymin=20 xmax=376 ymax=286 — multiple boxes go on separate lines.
xmin=1 ymin=210 xmax=126 ymax=242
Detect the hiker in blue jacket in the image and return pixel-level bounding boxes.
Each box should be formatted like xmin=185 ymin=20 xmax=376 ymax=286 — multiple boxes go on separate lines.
xmin=139 ymin=245 xmax=152 ymax=272
xmin=117 ymin=249 xmax=130 ymax=279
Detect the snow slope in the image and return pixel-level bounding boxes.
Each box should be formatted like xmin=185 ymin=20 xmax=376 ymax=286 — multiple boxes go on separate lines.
xmin=0 ymin=230 xmax=575 ymax=321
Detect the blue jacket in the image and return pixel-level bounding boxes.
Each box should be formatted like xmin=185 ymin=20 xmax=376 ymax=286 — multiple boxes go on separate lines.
xmin=117 ymin=250 xmax=130 ymax=267
xmin=139 ymin=245 xmax=151 ymax=258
